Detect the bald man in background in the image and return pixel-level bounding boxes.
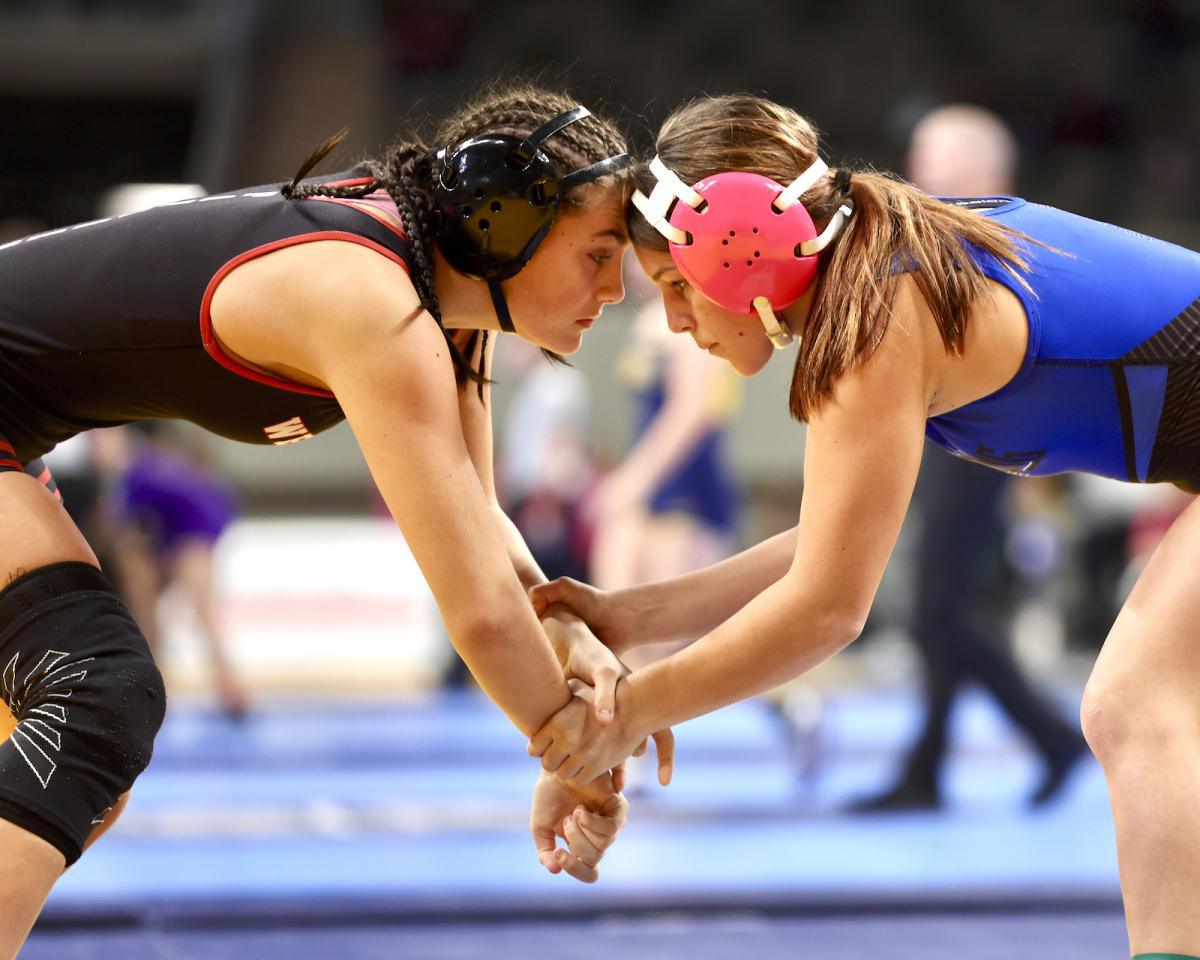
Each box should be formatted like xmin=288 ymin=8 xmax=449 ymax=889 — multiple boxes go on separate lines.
xmin=850 ymin=105 xmax=1086 ymax=812
xmin=907 ymin=103 xmax=1018 ymax=197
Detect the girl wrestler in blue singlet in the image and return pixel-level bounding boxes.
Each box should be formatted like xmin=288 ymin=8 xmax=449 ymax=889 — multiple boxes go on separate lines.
xmin=0 ymin=84 xmax=648 ymax=958
xmin=529 ymin=94 xmax=1200 ymax=959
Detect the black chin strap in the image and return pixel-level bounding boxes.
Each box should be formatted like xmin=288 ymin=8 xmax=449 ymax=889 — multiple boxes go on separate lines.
xmin=488 ymin=278 xmax=515 ymax=333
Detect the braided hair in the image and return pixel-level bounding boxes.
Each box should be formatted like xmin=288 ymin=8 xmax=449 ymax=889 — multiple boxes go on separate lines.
xmin=280 ymin=85 xmax=629 ymax=399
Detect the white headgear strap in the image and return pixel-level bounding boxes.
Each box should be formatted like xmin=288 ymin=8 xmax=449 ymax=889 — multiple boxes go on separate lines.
xmin=772 ymin=157 xmax=829 ymax=212
xmin=774 ymin=157 xmax=854 ymax=254
xmin=630 ymin=156 xmax=704 ymax=245
xmin=799 ymin=201 xmax=854 ymax=256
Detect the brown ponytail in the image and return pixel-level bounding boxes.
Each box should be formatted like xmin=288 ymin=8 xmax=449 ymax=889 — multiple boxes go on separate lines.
xmin=802 ymin=167 xmax=1033 ymax=421
xmin=631 ymin=94 xmax=1036 ymax=422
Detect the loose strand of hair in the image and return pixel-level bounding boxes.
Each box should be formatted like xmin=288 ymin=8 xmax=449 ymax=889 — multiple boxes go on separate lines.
xmin=281 ymin=128 xmax=352 ymax=199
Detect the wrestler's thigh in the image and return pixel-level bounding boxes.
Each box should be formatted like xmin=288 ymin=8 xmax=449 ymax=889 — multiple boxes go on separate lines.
xmin=0 ymin=471 xmax=98 ymax=583
xmin=1089 ymin=493 xmax=1200 ymax=706
xmin=0 ymin=471 xmax=99 ymax=742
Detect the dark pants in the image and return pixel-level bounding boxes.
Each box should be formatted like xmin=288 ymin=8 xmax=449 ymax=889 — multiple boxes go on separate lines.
xmin=903 ymin=446 xmax=1077 ymax=785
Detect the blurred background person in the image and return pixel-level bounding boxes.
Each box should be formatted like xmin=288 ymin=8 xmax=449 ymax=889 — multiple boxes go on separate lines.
xmin=850 ymin=104 xmax=1086 ymax=813
xmin=106 ymin=423 xmax=249 ymax=720
xmin=588 ymin=260 xmax=740 ymax=616
xmin=586 ymin=263 xmax=741 ymax=787
xmin=499 ymin=339 xmax=596 ymax=586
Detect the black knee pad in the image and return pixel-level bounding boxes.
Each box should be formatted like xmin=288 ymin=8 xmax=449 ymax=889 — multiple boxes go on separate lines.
xmin=0 ymin=562 xmax=166 ymax=864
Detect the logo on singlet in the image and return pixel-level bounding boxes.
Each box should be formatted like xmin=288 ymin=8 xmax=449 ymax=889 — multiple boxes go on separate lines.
xmin=264 ymin=416 xmax=314 ymax=445
xmin=952 ymin=443 xmax=1045 ymax=476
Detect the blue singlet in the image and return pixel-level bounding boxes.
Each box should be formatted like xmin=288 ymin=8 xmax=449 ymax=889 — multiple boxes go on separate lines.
xmin=924 ymin=198 xmax=1200 ymax=489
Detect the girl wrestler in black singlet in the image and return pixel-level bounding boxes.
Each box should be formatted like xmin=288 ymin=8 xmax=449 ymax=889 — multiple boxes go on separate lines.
xmin=0 ymin=83 xmax=656 ymax=957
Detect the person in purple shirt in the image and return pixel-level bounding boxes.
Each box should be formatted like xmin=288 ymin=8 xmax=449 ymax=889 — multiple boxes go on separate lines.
xmin=109 ymin=425 xmax=247 ymax=719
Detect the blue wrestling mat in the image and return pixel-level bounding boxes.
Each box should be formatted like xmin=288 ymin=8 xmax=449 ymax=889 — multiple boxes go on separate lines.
xmin=25 ymin=688 xmax=1124 ymax=958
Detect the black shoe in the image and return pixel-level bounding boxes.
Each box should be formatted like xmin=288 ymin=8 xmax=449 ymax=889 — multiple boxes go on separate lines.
xmin=1029 ymin=735 xmax=1088 ymax=808
xmin=846 ymin=778 xmax=942 ymax=814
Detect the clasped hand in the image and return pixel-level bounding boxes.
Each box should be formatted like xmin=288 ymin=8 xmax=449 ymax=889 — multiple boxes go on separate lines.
xmin=529 ymin=769 xmax=627 ymax=883
xmin=526 ymin=591 xmax=673 ymax=881
xmin=528 ymin=678 xmax=674 ymax=788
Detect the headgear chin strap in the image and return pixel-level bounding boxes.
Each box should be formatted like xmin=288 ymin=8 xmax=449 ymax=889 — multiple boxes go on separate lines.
xmin=632 ymin=156 xmax=853 ymax=349
xmin=434 ymin=106 xmax=630 ymax=333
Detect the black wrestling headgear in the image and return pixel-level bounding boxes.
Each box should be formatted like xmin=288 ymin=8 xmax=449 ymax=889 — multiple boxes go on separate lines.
xmin=433 ymin=106 xmax=629 ymax=333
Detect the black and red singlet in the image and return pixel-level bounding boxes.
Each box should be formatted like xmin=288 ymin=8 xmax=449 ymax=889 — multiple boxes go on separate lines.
xmin=0 ymin=170 xmax=410 ymax=463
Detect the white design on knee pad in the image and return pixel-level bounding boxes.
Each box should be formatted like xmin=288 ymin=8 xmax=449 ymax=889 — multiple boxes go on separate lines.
xmin=2 ymin=653 xmax=16 ymax=707
xmin=21 ymin=718 xmax=61 ymax=750
xmin=5 ymin=650 xmax=72 ymax=713
xmin=30 ymin=704 xmax=67 ymax=723
xmin=2 ymin=649 xmax=94 ymax=789
xmin=10 ymin=728 xmax=56 ymax=788
xmin=24 ymin=650 xmax=69 ymax=690
xmin=44 ymin=668 xmax=91 ymax=687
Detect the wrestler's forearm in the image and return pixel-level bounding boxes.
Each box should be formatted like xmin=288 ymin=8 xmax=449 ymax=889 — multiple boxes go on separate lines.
xmin=492 ymin=503 xmax=548 ymax=592
xmin=618 ymin=525 xmax=797 ymax=645
xmin=627 ymin=571 xmax=859 ymax=730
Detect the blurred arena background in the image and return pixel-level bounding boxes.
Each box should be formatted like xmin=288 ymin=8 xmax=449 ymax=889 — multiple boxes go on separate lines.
xmin=3 ymin=1 xmax=1198 ymax=957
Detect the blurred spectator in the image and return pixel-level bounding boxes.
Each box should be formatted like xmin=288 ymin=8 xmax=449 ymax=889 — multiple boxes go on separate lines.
xmin=850 ymin=104 xmax=1085 ymax=813
xmin=588 ymin=261 xmax=740 ymax=786
xmin=499 ymin=338 xmax=595 ymax=584
xmin=589 ymin=261 xmax=739 ymax=605
xmin=107 ymin=423 xmax=248 ymax=719
xmin=42 ymin=431 xmax=128 ymax=578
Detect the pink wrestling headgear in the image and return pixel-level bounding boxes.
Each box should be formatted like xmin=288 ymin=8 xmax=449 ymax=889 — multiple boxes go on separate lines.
xmin=631 ymin=156 xmax=854 ymax=348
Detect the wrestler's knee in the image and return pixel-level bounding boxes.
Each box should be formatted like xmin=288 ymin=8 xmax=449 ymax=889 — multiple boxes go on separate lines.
xmin=0 ymin=562 xmax=166 ymax=865
xmin=1081 ymin=659 xmax=1193 ymax=770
